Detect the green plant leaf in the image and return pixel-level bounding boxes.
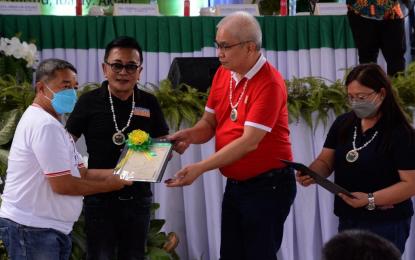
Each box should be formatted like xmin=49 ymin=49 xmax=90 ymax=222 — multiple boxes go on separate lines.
xmin=147 ymin=233 xmax=169 ymax=247
xmin=0 ymin=56 xmax=17 ymax=79
xmin=0 ymin=109 xmax=21 ymax=145
xmin=146 ymin=247 xmax=171 ymax=260
xmin=151 ymin=202 xmax=160 ymax=216
xmin=71 ymin=225 xmax=87 ymax=252
xmin=0 ymin=149 xmax=9 ymax=168
xmin=12 ymin=32 xmax=22 ymax=39
xmin=149 ymin=219 xmax=166 ymax=235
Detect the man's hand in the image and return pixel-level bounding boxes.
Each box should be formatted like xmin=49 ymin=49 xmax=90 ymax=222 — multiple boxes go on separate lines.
xmin=164 ymin=163 xmax=204 ymax=187
xmin=105 ymin=174 xmax=133 ymax=191
xmin=170 ymin=129 xmax=192 ymax=155
xmin=338 ymin=192 xmax=365 ymax=208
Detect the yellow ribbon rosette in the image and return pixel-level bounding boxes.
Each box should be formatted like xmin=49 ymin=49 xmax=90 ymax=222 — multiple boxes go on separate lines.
xmin=115 ymin=130 xmax=156 ymax=170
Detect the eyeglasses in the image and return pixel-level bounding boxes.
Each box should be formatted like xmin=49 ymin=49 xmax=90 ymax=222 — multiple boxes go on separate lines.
xmin=346 ymin=91 xmax=376 ymax=102
xmin=213 ymin=40 xmax=250 ymax=52
xmin=105 ymin=61 xmax=141 ymax=74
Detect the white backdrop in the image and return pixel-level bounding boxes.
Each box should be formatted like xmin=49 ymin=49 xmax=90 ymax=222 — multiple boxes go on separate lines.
xmin=54 ymin=43 xmax=415 ymax=260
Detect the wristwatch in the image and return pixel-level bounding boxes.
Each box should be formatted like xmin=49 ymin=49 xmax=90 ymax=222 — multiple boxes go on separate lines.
xmin=366 ymin=193 xmax=376 ymax=210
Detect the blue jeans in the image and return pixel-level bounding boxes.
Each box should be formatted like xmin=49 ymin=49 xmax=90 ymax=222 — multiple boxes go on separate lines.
xmin=220 ymin=168 xmax=297 ymax=260
xmin=83 ymin=196 xmax=152 ymax=260
xmin=0 ymin=218 xmax=72 ymax=260
xmin=338 ymin=217 xmax=412 ymax=254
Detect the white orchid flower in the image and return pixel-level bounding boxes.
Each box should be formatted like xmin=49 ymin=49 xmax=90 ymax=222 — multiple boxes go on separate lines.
xmin=1 ymin=37 xmax=38 ymax=69
xmin=0 ymin=38 xmax=7 ymax=52
xmin=12 ymin=43 xmax=26 ymax=59
xmin=9 ymin=37 xmax=21 ymax=46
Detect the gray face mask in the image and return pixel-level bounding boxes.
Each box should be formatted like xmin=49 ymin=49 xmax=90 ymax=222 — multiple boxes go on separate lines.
xmin=350 ymin=93 xmax=382 ymax=119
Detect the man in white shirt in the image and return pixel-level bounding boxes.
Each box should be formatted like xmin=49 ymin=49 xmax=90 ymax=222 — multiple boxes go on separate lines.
xmin=0 ymin=58 xmax=132 ymax=260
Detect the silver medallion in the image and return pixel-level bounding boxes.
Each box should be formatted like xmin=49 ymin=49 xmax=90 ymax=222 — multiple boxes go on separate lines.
xmin=112 ymin=132 xmax=126 ymax=145
xmin=346 ymin=150 xmax=359 ymax=163
xmin=230 ymin=109 xmax=238 ymax=121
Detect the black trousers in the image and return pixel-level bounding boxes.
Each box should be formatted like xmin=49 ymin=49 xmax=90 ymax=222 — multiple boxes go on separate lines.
xmin=347 ymin=11 xmax=406 ymax=76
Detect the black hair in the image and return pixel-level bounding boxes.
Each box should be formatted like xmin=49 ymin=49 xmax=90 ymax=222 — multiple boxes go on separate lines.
xmin=322 ymin=229 xmax=401 ymax=260
xmin=104 ymin=36 xmax=143 ymax=66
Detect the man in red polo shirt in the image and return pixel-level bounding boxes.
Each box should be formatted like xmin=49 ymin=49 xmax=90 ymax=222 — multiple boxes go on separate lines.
xmin=166 ymin=11 xmax=296 ymax=260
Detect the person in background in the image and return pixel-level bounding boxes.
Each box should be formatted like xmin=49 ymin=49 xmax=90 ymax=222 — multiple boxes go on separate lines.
xmin=322 ymin=229 xmax=401 ymax=260
xmin=166 ymin=12 xmax=296 ymax=260
xmin=347 ymin=0 xmax=406 ymax=76
xmin=66 ymin=36 xmax=170 ymax=260
xmin=0 ymin=58 xmax=132 ymax=260
xmin=297 ymin=63 xmax=415 ymax=253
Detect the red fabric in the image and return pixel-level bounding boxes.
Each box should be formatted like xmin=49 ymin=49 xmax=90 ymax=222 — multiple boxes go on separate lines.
xmin=206 ymin=62 xmax=292 ymax=180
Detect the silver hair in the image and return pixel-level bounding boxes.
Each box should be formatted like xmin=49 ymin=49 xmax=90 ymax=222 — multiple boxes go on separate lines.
xmin=216 ymin=11 xmax=262 ymax=51
xmin=35 ymin=58 xmax=77 ymax=94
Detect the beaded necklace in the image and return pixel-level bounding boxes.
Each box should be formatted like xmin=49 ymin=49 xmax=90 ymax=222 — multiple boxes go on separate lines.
xmin=346 ymin=126 xmax=378 ymax=163
xmin=108 ymin=85 xmax=135 ymax=145
xmin=229 ymin=76 xmax=248 ymax=122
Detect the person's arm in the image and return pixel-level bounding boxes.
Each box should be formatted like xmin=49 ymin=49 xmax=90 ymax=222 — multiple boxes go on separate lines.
xmin=48 ymin=173 xmax=133 ymax=196
xmin=296 ymin=148 xmax=335 ymax=186
xmin=339 ymin=169 xmax=415 ymax=208
xmin=166 ymin=125 xmax=266 ymax=187
xmin=170 ymin=111 xmax=217 ymax=154
xmin=79 ymin=167 xmax=114 ymax=181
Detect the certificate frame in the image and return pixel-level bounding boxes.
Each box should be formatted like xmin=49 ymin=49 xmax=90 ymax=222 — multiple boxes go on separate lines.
xmin=279 ymin=159 xmax=358 ymax=199
xmin=114 ymin=138 xmax=174 ymax=183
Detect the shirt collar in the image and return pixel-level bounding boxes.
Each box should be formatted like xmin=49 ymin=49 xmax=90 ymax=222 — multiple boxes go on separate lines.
xmin=353 ymin=113 xmax=386 ymax=135
xmin=100 ymin=80 xmax=141 ymax=100
xmin=231 ymin=52 xmax=266 ymax=85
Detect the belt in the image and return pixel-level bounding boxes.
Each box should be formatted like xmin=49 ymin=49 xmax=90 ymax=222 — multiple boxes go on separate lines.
xmin=228 ymin=167 xmax=290 ymax=184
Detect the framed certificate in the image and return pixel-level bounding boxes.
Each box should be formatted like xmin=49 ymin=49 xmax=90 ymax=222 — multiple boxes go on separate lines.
xmin=114 ymin=138 xmax=174 ymax=183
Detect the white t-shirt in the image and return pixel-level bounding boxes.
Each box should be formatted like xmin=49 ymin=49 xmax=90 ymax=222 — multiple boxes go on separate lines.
xmin=0 ymin=104 xmax=84 ymax=234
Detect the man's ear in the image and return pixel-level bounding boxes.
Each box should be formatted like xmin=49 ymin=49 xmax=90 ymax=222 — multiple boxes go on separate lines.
xmin=136 ymin=67 xmax=144 ymax=82
xmin=247 ymin=42 xmax=257 ymax=52
xmin=35 ymin=82 xmax=45 ymax=94
xmin=102 ymin=62 xmax=107 ymax=78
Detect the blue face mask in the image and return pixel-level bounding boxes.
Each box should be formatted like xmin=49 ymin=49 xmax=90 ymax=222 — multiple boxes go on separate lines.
xmin=44 ymin=84 xmax=77 ymax=114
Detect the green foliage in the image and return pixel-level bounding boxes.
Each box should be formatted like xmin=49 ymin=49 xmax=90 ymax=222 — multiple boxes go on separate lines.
xmin=141 ymin=79 xmax=208 ymax=131
xmin=67 ymin=203 xmax=177 ymax=260
xmin=0 ymin=76 xmax=35 ymax=115
xmin=286 ymin=75 xmax=350 ymax=133
xmin=146 ymin=203 xmax=178 ymax=260
xmin=390 ymin=62 xmax=415 ymax=121
xmin=77 ymin=82 xmax=101 ymax=98
xmin=252 ymin=0 xmax=280 ymax=15
xmin=0 ymin=239 xmax=9 ymax=260
xmin=70 ymin=215 xmax=87 ymax=260
xmin=0 ymin=109 xmax=21 ymax=146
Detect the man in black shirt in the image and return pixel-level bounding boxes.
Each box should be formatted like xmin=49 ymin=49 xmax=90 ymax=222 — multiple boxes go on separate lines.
xmin=66 ymin=36 xmax=169 ymax=260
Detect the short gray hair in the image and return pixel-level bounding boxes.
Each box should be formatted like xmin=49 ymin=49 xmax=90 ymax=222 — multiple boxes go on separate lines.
xmin=35 ymin=58 xmax=77 ymax=84
xmin=216 ymin=11 xmax=262 ymax=51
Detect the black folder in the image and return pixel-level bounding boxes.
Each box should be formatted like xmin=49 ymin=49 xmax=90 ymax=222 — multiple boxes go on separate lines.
xmin=279 ymin=159 xmax=358 ymax=199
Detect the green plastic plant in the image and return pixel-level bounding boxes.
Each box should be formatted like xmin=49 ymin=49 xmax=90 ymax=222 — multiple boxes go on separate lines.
xmin=140 ymin=79 xmax=209 ymax=131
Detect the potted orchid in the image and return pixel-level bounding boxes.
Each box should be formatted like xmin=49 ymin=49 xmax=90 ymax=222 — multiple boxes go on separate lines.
xmin=0 ymin=33 xmax=38 ymax=84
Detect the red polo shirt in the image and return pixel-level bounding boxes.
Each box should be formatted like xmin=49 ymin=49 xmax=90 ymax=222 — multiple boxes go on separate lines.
xmin=206 ymin=57 xmax=292 ymax=180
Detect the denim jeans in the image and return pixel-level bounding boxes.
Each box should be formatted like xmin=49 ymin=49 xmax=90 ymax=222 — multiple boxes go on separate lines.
xmin=338 ymin=217 xmax=412 ymax=254
xmin=220 ymin=168 xmax=297 ymax=260
xmin=0 ymin=218 xmax=72 ymax=260
xmin=83 ymin=196 xmax=152 ymax=260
